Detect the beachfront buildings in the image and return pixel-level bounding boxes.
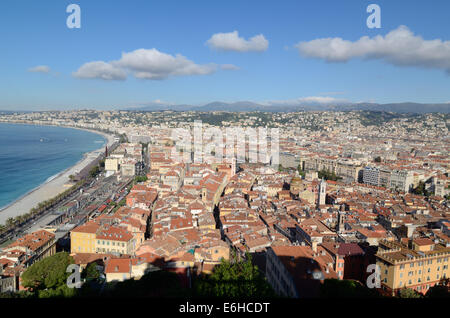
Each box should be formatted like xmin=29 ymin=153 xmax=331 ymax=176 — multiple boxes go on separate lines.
xmin=376 ymin=239 xmax=450 ymax=296
xmin=104 ymin=142 xmax=143 ymax=177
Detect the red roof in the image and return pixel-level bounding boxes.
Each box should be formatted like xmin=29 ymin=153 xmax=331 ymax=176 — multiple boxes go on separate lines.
xmin=105 ymin=258 xmax=131 ymax=274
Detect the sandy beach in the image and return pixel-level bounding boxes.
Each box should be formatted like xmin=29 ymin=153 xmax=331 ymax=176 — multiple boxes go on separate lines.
xmin=0 ymin=127 xmax=115 ymax=225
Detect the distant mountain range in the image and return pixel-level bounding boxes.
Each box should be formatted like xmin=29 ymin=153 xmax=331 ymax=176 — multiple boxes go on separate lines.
xmin=127 ymin=102 xmax=450 ymax=113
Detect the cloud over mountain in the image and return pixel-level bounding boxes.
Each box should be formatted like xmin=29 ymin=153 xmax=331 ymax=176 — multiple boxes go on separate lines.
xmin=207 ymin=31 xmax=269 ymax=52
xmin=296 ymin=26 xmax=450 ymax=74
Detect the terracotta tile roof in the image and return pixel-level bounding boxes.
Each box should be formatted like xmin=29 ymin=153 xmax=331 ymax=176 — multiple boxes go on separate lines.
xmin=105 ymin=257 xmax=131 ymax=274
xmin=7 ymin=230 xmax=55 ymax=252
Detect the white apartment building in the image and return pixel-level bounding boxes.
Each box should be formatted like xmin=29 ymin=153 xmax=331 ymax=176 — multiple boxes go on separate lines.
xmin=363 ymin=166 xmax=380 ymax=186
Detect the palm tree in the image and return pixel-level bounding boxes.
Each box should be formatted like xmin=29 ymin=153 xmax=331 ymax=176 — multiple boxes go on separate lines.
xmin=5 ymin=217 xmax=15 ymax=228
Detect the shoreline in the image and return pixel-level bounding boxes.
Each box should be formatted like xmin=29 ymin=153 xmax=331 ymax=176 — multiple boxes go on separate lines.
xmin=0 ymin=123 xmax=116 ymax=225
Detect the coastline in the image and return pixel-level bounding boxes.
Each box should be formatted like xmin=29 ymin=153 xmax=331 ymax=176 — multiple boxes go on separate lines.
xmin=0 ymin=123 xmax=116 ymax=225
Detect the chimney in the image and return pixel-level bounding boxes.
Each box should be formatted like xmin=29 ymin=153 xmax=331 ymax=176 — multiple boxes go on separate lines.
xmin=312 ymin=241 xmax=318 ymax=252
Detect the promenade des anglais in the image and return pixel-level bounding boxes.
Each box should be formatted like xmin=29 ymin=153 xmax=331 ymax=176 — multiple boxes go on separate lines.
xmin=0 ymin=0 xmax=449 ymax=312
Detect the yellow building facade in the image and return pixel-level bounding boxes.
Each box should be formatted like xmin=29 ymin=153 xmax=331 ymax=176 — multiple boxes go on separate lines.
xmin=376 ymin=239 xmax=450 ymax=296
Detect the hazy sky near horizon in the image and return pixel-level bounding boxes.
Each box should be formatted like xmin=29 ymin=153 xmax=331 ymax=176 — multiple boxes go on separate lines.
xmin=1 ymin=0 xmax=450 ymax=110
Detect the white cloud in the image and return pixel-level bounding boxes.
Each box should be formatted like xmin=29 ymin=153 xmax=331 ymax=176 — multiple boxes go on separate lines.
xmin=28 ymin=65 xmax=50 ymax=73
xmin=296 ymin=26 xmax=450 ymax=74
xmin=220 ymin=64 xmax=240 ymax=70
xmin=207 ymin=31 xmax=268 ymax=52
xmin=73 ymin=49 xmax=223 ymax=81
xmin=73 ymin=61 xmax=127 ymax=80
xmin=116 ymin=48 xmax=217 ymax=80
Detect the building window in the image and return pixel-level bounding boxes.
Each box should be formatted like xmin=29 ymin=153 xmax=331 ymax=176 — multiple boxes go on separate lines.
xmin=400 ymin=273 xmax=403 ymax=278
xmin=400 ymin=264 xmax=405 ymax=269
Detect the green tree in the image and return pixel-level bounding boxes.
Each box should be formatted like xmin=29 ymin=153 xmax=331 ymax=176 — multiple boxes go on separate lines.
xmin=398 ymin=288 xmax=422 ymax=298
xmin=194 ymin=254 xmax=275 ymax=298
xmin=374 ymin=156 xmax=382 ymax=163
xmin=134 ymin=175 xmax=148 ymax=183
xmin=21 ymin=252 xmax=75 ymax=292
xmin=425 ymin=278 xmax=449 ymax=298
xmin=297 ymin=165 xmax=305 ymax=177
xmin=320 ymin=279 xmax=380 ymax=298
xmin=318 ymin=169 xmax=342 ymax=182
xmin=82 ymin=262 xmax=100 ymax=281
xmin=37 ymin=285 xmax=77 ymax=298
xmin=89 ymin=165 xmax=100 ymax=178
xmin=5 ymin=217 xmax=15 ymax=228
xmin=412 ymin=181 xmax=431 ymax=197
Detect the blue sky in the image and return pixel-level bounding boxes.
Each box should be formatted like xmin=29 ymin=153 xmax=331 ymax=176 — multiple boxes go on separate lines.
xmin=0 ymin=0 xmax=450 ymax=110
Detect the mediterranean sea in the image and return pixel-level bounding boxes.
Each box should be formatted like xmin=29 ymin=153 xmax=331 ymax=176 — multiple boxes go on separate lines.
xmin=0 ymin=123 xmax=106 ymax=209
